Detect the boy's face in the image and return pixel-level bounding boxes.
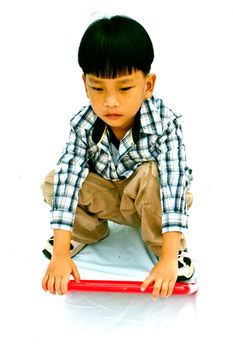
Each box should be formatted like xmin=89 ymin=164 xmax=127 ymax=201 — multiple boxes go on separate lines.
xmin=82 ymin=70 xmax=156 ymax=133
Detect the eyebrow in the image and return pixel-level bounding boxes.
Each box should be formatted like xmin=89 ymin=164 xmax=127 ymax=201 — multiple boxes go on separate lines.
xmin=88 ymin=77 xmax=104 ymax=84
xmin=117 ymin=78 xmax=135 ymax=84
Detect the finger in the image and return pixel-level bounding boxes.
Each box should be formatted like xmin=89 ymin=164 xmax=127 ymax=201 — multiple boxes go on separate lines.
xmin=167 ymin=281 xmax=175 ymax=297
xmin=47 ymin=276 xmax=56 ymax=295
xmin=55 ymin=276 xmax=63 ymax=295
xmin=42 ymin=274 xmax=49 ymax=291
xmin=141 ymin=276 xmax=154 ymax=292
xmin=160 ymin=281 xmax=169 ymax=298
xmin=60 ymin=275 xmax=70 ymax=295
xmin=72 ymin=264 xmax=80 ymax=283
xmin=152 ymin=279 xmax=163 ymax=300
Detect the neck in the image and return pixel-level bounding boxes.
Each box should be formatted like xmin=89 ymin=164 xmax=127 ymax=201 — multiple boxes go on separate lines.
xmin=110 ymin=126 xmax=130 ymax=141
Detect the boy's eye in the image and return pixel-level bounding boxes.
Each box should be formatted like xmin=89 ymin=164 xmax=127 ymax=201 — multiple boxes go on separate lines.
xmin=92 ymin=87 xmax=103 ymax=91
xmin=120 ymin=87 xmax=132 ymax=91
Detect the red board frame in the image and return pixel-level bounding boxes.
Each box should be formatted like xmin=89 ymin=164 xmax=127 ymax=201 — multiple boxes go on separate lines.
xmin=68 ymin=279 xmax=198 ymax=295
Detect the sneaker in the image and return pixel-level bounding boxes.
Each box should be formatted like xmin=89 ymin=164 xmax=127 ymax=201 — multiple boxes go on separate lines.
xmin=42 ymin=228 xmax=110 ymax=260
xmin=42 ymin=237 xmax=87 ymax=260
xmin=177 ymin=248 xmax=195 ymax=281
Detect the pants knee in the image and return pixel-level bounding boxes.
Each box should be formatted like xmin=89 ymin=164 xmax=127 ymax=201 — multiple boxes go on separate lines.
xmin=41 ymin=170 xmax=55 ymax=205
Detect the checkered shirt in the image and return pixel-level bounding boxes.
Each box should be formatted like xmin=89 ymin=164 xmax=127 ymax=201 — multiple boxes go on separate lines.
xmin=51 ymin=96 xmax=193 ymax=234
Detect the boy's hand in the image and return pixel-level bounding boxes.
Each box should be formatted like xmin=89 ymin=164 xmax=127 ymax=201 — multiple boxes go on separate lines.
xmin=141 ymin=258 xmax=178 ymax=299
xmin=42 ymin=256 xmax=80 ymax=295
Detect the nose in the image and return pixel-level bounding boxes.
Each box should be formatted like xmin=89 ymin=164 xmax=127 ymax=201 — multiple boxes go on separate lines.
xmin=103 ymin=93 xmax=119 ymax=108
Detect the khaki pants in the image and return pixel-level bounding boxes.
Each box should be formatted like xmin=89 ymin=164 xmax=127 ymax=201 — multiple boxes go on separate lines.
xmin=41 ymin=162 xmax=192 ymax=256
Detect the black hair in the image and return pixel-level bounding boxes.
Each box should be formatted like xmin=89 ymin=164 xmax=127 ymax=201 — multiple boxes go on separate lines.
xmin=78 ymin=15 xmax=154 ymax=78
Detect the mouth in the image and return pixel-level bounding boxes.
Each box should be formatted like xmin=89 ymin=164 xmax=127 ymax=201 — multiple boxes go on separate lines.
xmin=104 ymin=113 xmax=122 ymax=120
xmin=105 ymin=113 xmax=121 ymax=116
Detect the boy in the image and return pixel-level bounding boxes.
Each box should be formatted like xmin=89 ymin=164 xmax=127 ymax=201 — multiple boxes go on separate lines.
xmin=41 ymin=15 xmax=194 ymax=299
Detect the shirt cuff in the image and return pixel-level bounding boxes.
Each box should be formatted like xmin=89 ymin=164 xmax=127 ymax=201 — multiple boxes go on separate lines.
xmin=50 ymin=210 xmax=74 ymax=232
xmin=162 ymin=212 xmax=188 ymax=235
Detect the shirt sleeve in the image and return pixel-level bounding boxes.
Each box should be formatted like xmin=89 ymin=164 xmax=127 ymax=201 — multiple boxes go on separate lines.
xmin=50 ymin=127 xmax=89 ymax=232
xmin=156 ymin=117 xmax=192 ymax=235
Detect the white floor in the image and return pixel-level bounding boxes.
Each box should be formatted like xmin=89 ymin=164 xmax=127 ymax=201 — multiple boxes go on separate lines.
xmin=1 ymin=1 xmax=233 ymax=349
xmin=1 ymin=174 xmax=232 ymax=349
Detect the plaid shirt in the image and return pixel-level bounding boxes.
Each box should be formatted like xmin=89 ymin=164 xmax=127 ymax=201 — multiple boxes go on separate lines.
xmin=51 ymin=96 xmax=193 ymax=234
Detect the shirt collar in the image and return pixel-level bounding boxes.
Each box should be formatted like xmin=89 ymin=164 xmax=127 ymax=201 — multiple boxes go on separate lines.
xmin=92 ymin=117 xmax=107 ymax=144
xmin=139 ymin=97 xmax=163 ymax=136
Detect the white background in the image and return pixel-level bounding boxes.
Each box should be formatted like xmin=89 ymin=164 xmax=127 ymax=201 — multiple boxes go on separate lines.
xmin=0 ymin=0 xmax=232 ymax=349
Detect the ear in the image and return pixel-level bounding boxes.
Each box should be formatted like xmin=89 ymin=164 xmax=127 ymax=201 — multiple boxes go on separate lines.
xmin=144 ymin=74 xmax=156 ymax=99
xmin=82 ymin=74 xmax=89 ymax=98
